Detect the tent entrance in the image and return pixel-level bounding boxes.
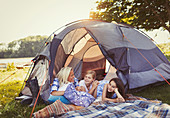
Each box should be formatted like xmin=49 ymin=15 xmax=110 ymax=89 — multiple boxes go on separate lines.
xmin=60 ymin=27 xmax=117 ymax=80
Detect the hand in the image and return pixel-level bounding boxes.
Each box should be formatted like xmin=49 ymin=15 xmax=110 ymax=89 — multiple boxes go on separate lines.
xmin=76 ymin=86 xmax=81 ymax=91
xmin=92 ymin=80 xmax=99 ymax=88
xmin=113 ymin=88 xmax=118 ymax=92
xmin=76 ymin=86 xmax=86 ymax=92
xmin=116 ymin=98 xmax=125 ymax=103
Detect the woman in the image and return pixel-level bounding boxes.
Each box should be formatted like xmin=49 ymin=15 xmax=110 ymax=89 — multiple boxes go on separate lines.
xmin=102 ymin=78 xmax=126 ymax=102
xmin=94 ymin=78 xmax=126 ymax=103
xmin=48 ymin=67 xmax=79 ymax=104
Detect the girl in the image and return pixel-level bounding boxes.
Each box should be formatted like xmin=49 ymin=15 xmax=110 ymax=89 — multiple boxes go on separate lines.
xmin=79 ymin=70 xmax=99 ymax=96
xmin=94 ymin=78 xmax=126 ymax=103
xmin=48 ymin=67 xmax=79 ymax=104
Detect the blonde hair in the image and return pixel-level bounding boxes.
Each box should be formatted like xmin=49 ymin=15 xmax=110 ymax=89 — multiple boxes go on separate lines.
xmin=85 ymin=70 xmax=96 ymax=79
xmin=56 ymin=67 xmax=72 ymax=86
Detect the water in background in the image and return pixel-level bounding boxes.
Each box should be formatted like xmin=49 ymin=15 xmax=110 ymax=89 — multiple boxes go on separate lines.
xmin=0 ymin=57 xmax=33 ymax=68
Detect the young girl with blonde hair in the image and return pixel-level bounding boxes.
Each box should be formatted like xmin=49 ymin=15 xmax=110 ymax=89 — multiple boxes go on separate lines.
xmin=79 ymin=70 xmax=99 ymax=96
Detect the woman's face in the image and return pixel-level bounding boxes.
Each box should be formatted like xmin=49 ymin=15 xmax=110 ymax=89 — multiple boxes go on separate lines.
xmin=108 ymin=81 xmax=117 ymax=92
xmin=67 ymin=69 xmax=75 ymax=82
xmin=84 ymin=74 xmax=94 ymax=85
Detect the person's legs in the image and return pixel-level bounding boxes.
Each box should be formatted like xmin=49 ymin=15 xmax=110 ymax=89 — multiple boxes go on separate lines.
xmin=33 ymin=100 xmax=75 ymax=118
xmin=48 ymin=94 xmax=71 ymax=104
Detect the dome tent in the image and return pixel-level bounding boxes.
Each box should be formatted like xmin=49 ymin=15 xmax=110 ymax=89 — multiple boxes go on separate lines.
xmin=18 ymin=19 xmax=170 ymax=103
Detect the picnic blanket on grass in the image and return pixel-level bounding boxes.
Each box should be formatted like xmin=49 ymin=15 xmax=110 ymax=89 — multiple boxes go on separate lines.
xmin=33 ymin=94 xmax=170 ymax=118
xmin=60 ymin=100 xmax=170 ymax=118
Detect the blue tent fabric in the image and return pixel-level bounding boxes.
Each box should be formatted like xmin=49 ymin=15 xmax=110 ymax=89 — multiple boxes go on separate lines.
xmin=50 ymin=20 xmax=170 ymax=90
xmin=49 ymin=38 xmax=63 ymax=83
xmin=22 ymin=20 xmax=170 ymax=101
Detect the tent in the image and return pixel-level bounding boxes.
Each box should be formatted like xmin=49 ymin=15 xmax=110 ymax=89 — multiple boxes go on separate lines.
xmin=19 ymin=19 xmax=170 ymax=102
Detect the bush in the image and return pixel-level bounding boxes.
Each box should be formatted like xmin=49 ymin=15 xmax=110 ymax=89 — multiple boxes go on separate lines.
xmin=6 ymin=63 xmax=16 ymax=71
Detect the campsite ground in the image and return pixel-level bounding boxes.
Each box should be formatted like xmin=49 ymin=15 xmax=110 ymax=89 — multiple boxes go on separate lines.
xmin=0 ymin=55 xmax=170 ymax=117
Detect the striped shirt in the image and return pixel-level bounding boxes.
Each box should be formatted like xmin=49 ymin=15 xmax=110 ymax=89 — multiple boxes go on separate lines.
xmin=50 ymin=78 xmax=79 ymax=93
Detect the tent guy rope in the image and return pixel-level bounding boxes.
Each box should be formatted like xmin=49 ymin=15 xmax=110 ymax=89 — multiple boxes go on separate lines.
xmin=0 ymin=69 xmax=19 ymax=84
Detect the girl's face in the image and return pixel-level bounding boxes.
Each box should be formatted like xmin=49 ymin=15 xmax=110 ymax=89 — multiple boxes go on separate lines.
xmin=108 ymin=81 xmax=117 ymax=92
xmin=67 ymin=70 xmax=75 ymax=82
xmin=84 ymin=74 xmax=94 ymax=85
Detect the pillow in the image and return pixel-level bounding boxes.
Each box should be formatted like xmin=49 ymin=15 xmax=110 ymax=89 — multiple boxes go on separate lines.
xmin=48 ymin=94 xmax=71 ymax=104
xmin=64 ymin=83 xmax=95 ymax=107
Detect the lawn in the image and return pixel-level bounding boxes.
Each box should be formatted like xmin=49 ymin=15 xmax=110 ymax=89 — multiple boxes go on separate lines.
xmin=0 ymin=67 xmax=46 ymax=118
xmin=0 ymin=56 xmax=170 ymax=118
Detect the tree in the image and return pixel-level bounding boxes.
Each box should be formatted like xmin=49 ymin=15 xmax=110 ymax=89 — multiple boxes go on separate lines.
xmin=0 ymin=35 xmax=48 ymax=58
xmin=0 ymin=43 xmax=4 ymax=46
xmin=8 ymin=41 xmax=17 ymax=50
xmin=17 ymin=35 xmax=48 ymax=57
xmin=90 ymin=0 xmax=170 ymax=32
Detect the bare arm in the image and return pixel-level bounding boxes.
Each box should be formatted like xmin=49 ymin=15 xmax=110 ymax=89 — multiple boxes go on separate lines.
xmin=88 ymin=80 xmax=99 ymax=96
xmin=88 ymin=87 xmax=96 ymax=95
xmin=93 ymin=86 xmax=98 ymax=98
xmin=51 ymin=91 xmax=65 ymax=96
xmin=102 ymin=84 xmax=125 ymax=103
xmin=76 ymin=86 xmax=86 ymax=92
xmin=102 ymin=84 xmax=110 ymax=101
xmin=114 ymin=88 xmax=125 ymax=101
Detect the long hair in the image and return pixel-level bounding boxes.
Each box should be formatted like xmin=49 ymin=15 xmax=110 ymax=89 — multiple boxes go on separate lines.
xmin=56 ymin=67 xmax=72 ymax=86
xmin=85 ymin=70 xmax=96 ymax=79
xmin=106 ymin=78 xmax=126 ymax=99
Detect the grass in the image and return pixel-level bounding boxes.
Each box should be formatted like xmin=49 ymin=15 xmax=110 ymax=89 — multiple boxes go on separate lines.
xmin=0 ymin=80 xmax=169 ymax=118
xmin=0 ymin=98 xmax=45 ymax=118
xmin=131 ymin=83 xmax=170 ymax=104
xmin=165 ymin=54 xmax=170 ymax=61
xmin=0 ymin=54 xmax=170 ymax=117
xmin=0 ymin=67 xmax=46 ymax=118
xmin=0 ymin=81 xmax=22 ymax=106
xmin=131 ymin=54 xmax=170 ymax=104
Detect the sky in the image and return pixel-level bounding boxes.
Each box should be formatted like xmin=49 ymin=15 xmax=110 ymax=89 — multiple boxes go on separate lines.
xmin=0 ymin=0 xmax=169 ymax=45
